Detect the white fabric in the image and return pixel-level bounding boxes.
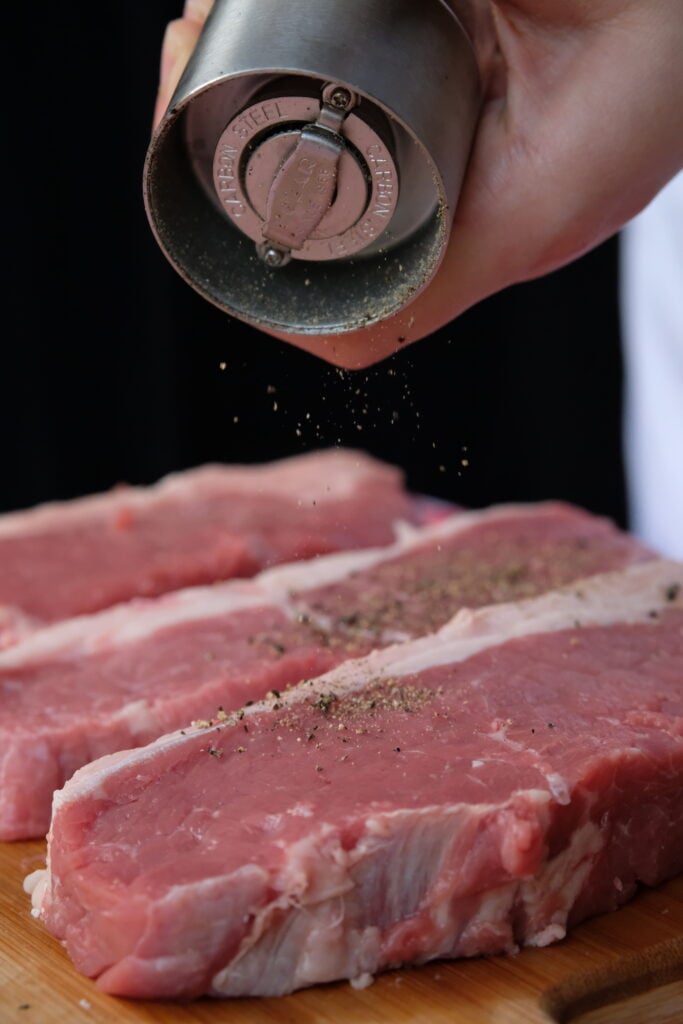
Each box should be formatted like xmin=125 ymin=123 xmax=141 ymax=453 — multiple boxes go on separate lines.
xmin=621 ymin=172 xmax=683 ymax=558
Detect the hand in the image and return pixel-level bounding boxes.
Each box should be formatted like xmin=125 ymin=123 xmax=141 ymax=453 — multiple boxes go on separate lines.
xmin=155 ymin=1 xmax=683 ymax=368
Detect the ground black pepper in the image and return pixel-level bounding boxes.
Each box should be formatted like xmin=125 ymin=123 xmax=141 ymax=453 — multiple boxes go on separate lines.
xmin=316 ymin=692 xmax=337 ymax=713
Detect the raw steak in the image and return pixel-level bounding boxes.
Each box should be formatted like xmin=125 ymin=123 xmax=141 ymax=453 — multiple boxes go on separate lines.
xmin=0 ymin=503 xmax=650 ymax=841
xmin=0 ymin=502 xmax=648 ymax=843
xmin=27 ymin=561 xmax=683 ymax=999
xmin=0 ymin=448 xmax=419 ymax=649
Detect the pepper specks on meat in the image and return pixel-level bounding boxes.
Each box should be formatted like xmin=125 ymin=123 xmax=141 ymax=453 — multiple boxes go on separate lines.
xmin=288 ymin=531 xmax=646 ymax=643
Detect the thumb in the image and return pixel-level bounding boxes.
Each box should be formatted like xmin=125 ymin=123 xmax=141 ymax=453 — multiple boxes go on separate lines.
xmin=153 ymin=17 xmax=205 ymax=129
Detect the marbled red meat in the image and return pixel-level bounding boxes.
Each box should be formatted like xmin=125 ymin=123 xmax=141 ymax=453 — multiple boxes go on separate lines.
xmin=0 ymin=502 xmax=650 ymax=840
xmin=28 ymin=561 xmax=683 ymax=998
xmin=0 ymin=449 xmax=419 ymax=648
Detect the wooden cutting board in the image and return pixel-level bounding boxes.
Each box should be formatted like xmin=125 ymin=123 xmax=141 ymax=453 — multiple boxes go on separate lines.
xmin=1 ymin=841 xmax=681 ymax=1024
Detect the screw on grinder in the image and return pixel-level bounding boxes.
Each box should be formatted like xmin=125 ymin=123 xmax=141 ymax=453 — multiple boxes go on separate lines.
xmin=143 ymin=0 xmax=481 ymax=337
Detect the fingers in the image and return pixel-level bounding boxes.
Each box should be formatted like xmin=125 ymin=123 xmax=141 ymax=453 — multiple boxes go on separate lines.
xmin=183 ymin=0 xmax=215 ymax=24
xmin=277 ymin=1 xmax=683 ymax=369
xmin=154 ymin=2 xmax=214 ymax=128
xmin=154 ymin=17 xmax=205 ymax=128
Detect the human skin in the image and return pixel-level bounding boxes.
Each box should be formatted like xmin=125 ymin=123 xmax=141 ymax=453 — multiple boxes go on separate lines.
xmin=155 ymin=1 xmax=683 ymax=368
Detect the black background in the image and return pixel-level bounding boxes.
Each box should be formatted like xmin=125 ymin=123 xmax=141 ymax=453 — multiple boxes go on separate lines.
xmin=5 ymin=2 xmax=626 ymax=523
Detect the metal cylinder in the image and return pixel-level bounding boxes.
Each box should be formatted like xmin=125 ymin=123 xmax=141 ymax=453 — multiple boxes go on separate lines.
xmin=143 ymin=0 xmax=481 ymax=336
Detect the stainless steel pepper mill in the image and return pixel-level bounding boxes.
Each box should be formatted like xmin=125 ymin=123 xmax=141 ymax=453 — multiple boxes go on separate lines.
xmin=143 ymin=0 xmax=481 ymax=337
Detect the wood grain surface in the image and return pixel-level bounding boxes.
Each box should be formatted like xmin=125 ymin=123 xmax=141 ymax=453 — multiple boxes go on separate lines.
xmin=1 ymin=841 xmax=681 ymax=1024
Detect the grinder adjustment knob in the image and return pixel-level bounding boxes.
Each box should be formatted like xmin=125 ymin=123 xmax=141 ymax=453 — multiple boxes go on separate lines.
xmin=212 ymin=83 xmax=399 ymax=266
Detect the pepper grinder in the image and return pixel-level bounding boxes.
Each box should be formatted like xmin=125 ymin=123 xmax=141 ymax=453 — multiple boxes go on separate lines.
xmin=143 ymin=0 xmax=481 ymax=339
